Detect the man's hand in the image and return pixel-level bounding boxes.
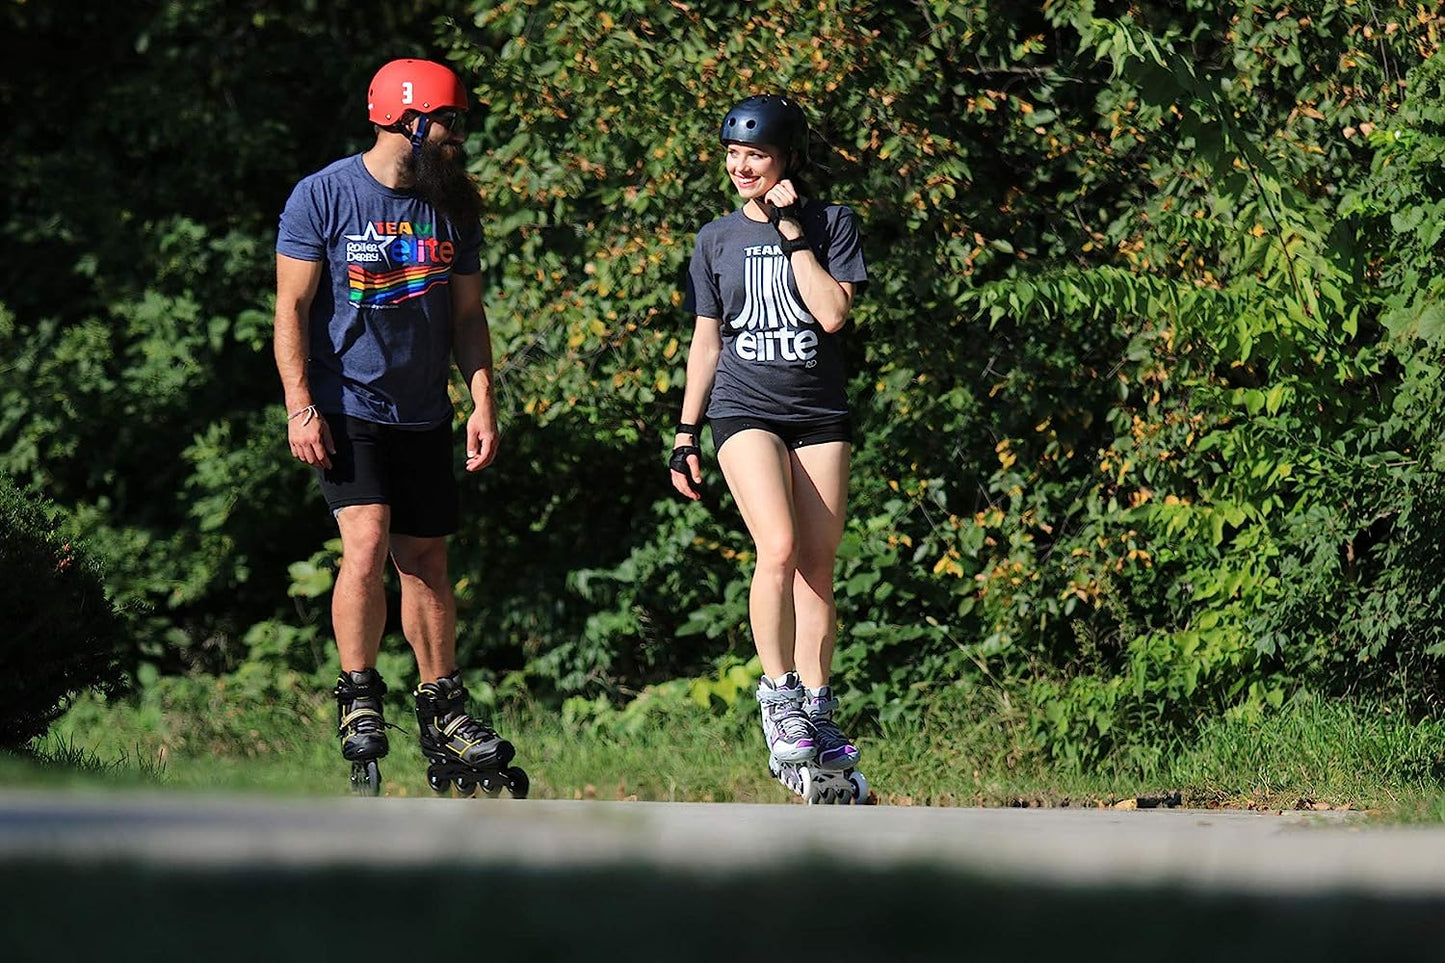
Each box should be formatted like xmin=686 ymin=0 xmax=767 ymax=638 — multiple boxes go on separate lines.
xmin=465 ymin=407 xmax=499 ymax=472
xmin=288 ymin=407 xmax=334 ymax=470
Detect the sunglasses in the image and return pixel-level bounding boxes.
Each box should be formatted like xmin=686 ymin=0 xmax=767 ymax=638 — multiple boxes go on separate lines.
xmin=427 ymin=109 xmax=466 ymax=133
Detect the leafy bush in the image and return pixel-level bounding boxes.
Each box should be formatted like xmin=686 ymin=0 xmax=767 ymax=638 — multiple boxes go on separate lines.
xmin=10 ymin=0 xmax=1445 ymax=773
xmin=0 ymin=474 xmax=126 ymax=746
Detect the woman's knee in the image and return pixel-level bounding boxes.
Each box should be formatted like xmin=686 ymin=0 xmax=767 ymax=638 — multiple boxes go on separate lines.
xmin=794 ymin=537 xmax=842 ymax=585
xmin=752 ymin=533 xmax=798 ymax=576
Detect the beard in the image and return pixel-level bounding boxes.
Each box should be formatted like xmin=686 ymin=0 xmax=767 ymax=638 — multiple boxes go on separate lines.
xmin=408 ymin=138 xmax=483 ymax=228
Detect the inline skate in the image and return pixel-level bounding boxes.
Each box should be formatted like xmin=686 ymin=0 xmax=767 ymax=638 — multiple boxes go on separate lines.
xmin=334 ymin=668 xmax=392 ymax=797
xmin=759 ymin=674 xmax=870 ymax=804
xmin=759 ymin=671 xmax=854 ymax=803
xmin=800 ymin=684 xmax=870 ymax=805
xmin=415 ymin=671 xmax=528 ymax=798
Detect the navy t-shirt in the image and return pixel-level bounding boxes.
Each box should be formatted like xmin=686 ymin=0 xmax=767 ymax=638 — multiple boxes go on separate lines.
xmin=276 ymin=154 xmax=482 ymax=427
xmin=685 ymin=200 xmax=867 ymax=422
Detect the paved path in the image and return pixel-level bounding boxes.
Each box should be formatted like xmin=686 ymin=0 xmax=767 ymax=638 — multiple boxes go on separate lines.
xmin=1 ymin=789 xmax=1439 ymax=895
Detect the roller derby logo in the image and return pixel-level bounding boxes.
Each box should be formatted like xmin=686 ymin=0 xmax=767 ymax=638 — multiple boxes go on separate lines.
xmin=344 ymin=220 xmax=456 ymax=308
xmin=729 ymin=244 xmax=819 ymax=366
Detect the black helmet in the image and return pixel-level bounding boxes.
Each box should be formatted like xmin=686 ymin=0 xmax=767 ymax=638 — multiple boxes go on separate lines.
xmin=719 ymin=94 xmax=809 ymax=154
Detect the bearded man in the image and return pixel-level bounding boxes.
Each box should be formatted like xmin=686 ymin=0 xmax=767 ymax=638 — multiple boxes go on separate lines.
xmin=272 ymin=58 xmax=525 ymax=798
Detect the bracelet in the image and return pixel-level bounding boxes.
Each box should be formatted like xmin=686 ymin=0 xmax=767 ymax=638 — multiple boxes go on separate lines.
xmin=287 ymin=404 xmax=319 ymax=426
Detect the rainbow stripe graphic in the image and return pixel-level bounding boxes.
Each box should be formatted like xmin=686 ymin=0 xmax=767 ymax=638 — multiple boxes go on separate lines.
xmin=347 ymin=263 xmax=450 ymax=307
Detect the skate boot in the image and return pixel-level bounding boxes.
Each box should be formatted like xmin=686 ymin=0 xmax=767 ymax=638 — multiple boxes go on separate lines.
xmin=804 ymin=686 xmax=860 ymax=771
xmin=758 ymin=672 xmax=819 ymax=800
xmin=802 ymin=685 xmax=870 ymax=805
xmin=334 ymin=668 xmax=391 ymax=797
xmin=414 ymin=671 xmax=528 ymax=799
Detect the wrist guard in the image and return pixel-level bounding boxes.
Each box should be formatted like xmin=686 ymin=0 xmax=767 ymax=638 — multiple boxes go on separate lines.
xmin=765 ymin=201 xmax=809 ymax=255
xmin=668 ymin=444 xmax=701 ymax=475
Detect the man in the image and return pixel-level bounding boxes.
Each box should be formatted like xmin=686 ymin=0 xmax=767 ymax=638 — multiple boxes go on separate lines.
xmin=273 ymin=58 xmax=525 ymax=798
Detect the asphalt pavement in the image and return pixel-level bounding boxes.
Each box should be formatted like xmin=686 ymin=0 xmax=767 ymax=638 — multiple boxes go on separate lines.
xmin=0 ymin=788 xmax=1433 ymax=894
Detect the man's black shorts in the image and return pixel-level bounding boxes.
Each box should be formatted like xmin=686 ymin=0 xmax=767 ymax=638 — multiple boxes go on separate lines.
xmin=316 ymin=414 xmax=458 ymax=538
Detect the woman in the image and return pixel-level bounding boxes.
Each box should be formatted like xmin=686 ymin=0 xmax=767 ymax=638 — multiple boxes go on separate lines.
xmin=670 ymin=94 xmax=868 ymax=801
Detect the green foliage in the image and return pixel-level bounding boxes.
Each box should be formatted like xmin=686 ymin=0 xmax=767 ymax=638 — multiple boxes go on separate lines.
xmin=0 ymin=0 xmax=453 ymax=673
xmin=0 ymin=473 xmax=126 ymax=747
xmin=433 ymin=0 xmax=1445 ymax=766
xmin=10 ymin=0 xmax=1445 ymax=773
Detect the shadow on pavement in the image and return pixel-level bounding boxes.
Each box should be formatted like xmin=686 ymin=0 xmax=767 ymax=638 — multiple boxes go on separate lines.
xmin=5 ymin=859 xmax=1444 ymax=961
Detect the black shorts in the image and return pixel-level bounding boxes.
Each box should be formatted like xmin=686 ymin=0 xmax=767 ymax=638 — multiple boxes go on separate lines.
xmin=316 ymin=415 xmax=458 ymax=538
xmin=709 ymin=414 xmax=853 ymax=453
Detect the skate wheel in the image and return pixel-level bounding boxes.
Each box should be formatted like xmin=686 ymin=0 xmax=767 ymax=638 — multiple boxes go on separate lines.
xmin=505 ymin=766 xmax=529 ymax=799
xmin=427 ymin=771 xmax=450 ymax=796
xmin=478 ymin=773 xmax=504 ymax=798
xmin=800 ymin=765 xmax=816 ymax=804
xmin=454 ymin=777 xmax=478 ymax=798
xmin=848 ymin=771 xmax=870 ymax=804
xmin=350 ymin=760 xmax=381 ymax=797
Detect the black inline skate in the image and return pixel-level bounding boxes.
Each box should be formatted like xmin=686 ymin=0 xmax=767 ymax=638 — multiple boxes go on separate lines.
xmin=415 ymin=671 xmax=529 ymax=798
xmin=334 ymin=668 xmax=392 ymax=797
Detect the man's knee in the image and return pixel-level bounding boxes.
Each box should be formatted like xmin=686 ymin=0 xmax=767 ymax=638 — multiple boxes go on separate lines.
xmin=391 ymin=536 xmax=449 ymax=583
xmin=336 ymin=505 xmax=391 ymax=578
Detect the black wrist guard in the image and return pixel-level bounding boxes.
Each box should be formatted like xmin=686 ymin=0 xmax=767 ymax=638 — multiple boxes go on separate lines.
xmin=675 ymin=422 xmax=700 ymax=440
xmin=668 ymin=444 xmax=701 ymax=475
xmin=778 ymin=234 xmax=811 ymax=255
xmin=765 ymin=200 xmax=801 ymax=228
xmin=765 ymin=202 xmax=808 ymax=255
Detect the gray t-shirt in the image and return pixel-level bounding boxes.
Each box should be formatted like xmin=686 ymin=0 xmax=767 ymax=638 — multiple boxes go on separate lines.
xmin=686 ymin=200 xmax=867 ymax=422
xmin=276 ymin=154 xmax=482 ymax=428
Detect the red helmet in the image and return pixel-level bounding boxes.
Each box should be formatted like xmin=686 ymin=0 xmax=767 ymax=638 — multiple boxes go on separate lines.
xmin=367 ymin=59 xmax=467 ymax=125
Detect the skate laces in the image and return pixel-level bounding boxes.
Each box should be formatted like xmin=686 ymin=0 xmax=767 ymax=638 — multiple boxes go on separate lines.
xmin=758 ymin=680 xmax=813 ymax=744
xmin=420 ymin=680 xmax=498 ymax=747
xmin=335 ymin=672 xmax=389 ymax=738
xmin=808 ymin=712 xmax=850 ymax=749
xmin=437 ymin=706 xmax=498 ymax=745
xmin=805 ymin=691 xmax=850 ymax=748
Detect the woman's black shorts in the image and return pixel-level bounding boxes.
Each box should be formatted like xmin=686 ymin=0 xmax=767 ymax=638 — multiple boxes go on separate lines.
xmin=315 ymin=414 xmax=458 ymax=538
xmin=709 ymin=414 xmax=853 ymax=453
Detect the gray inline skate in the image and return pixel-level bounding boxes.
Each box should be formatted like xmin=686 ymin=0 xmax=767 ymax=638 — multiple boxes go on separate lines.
xmin=334 ymin=668 xmax=392 ymax=797
xmin=802 ymin=684 xmax=870 ymax=805
xmin=758 ymin=674 xmax=870 ymax=804
xmin=415 ymin=671 xmax=528 ymax=798
xmin=759 ymin=671 xmax=866 ymax=804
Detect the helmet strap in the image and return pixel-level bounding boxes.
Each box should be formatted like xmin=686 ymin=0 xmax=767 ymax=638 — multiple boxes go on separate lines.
xmin=409 ymin=114 xmax=432 ymax=156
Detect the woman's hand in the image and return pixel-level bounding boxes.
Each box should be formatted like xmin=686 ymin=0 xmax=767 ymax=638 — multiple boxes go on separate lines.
xmin=669 ymin=432 xmax=703 ymax=500
xmin=764 ymin=180 xmax=803 ymax=240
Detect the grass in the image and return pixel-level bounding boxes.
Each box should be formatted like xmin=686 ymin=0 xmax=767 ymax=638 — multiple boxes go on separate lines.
xmin=7 ymin=673 xmax=1445 ymax=819
xmin=9 ymin=678 xmax=1445 ymax=963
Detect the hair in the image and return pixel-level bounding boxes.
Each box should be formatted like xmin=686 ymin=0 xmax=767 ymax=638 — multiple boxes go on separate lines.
xmin=789 ymin=169 xmax=818 ymax=199
xmin=788 ymin=135 xmax=839 ymax=199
